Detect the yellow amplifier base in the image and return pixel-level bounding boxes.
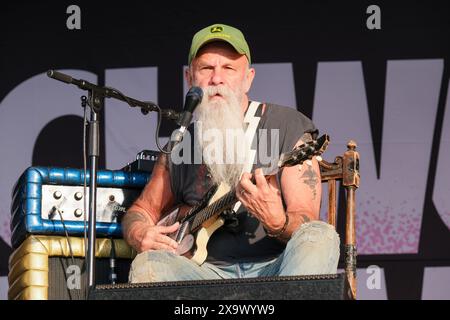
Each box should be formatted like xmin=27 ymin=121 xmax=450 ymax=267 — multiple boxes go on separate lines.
xmin=8 ymin=235 xmax=136 ymax=300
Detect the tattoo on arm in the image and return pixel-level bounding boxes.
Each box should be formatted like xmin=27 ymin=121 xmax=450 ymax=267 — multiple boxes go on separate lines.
xmin=122 ymin=211 xmax=153 ymax=240
xmin=300 ymin=214 xmax=311 ymax=224
xmin=300 ymin=165 xmax=319 ymax=200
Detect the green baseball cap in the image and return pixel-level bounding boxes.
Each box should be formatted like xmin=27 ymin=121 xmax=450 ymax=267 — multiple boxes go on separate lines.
xmin=188 ymin=23 xmax=251 ymax=65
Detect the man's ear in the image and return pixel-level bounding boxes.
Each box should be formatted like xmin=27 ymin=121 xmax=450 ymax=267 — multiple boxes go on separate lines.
xmin=185 ymin=67 xmax=193 ymax=87
xmin=243 ymin=67 xmax=255 ymax=94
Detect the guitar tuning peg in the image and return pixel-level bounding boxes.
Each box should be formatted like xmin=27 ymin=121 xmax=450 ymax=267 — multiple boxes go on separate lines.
xmin=315 ymin=156 xmax=323 ymax=162
xmin=306 ymin=160 xmax=312 ymax=166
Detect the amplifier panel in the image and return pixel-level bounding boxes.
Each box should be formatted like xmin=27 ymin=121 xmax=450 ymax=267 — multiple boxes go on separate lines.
xmin=41 ymin=185 xmax=140 ymax=224
xmin=11 ymin=167 xmax=150 ymax=248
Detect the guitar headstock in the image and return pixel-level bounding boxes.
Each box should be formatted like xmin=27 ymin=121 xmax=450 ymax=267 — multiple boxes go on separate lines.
xmin=278 ymin=134 xmax=329 ymax=169
xmin=257 ymin=134 xmax=329 ymax=177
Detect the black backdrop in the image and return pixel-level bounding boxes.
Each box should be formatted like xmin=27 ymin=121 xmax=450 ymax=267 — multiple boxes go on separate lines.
xmin=1 ymin=1 xmax=449 ymax=299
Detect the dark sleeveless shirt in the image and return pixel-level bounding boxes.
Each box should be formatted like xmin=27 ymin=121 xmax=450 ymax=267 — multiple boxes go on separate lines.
xmin=168 ymin=102 xmax=318 ymax=265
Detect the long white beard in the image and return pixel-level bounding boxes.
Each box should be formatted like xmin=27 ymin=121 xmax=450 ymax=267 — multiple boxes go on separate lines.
xmin=194 ymin=85 xmax=249 ymax=187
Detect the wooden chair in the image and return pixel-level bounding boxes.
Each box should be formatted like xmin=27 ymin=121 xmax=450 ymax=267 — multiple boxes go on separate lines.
xmin=318 ymin=140 xmax=360 ymax=299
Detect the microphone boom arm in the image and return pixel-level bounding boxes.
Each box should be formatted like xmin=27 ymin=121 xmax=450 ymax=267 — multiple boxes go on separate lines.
xmin=47 ymin=69 xmax=181 ymax=121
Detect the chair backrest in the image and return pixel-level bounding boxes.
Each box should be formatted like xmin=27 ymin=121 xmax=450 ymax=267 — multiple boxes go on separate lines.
xmin=318 ymin=140 xmax=360 ymax=300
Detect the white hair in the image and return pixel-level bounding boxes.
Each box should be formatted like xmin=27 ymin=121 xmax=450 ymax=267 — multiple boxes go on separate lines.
xmin=194 ymin=85 xmax=249 ymax=187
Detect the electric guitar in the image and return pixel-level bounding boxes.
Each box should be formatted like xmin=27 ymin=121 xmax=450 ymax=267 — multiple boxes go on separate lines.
xmin=157 ymin=134 xmax=330 ymax=265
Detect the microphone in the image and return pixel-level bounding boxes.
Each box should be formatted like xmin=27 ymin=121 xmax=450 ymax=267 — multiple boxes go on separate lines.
xmin=47 ymin=69 xmax=91 ymax=91
xmin=47 ymin=70 xmax=73 ymax=84
xmin=172 ymin=86 xmax=203 ymax=143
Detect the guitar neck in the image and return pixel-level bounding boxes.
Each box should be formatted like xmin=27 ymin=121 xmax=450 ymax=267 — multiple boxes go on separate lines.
xmin=185 ymin=134 xmax=330 ymax=232
xmin=189 ymin=189 xmax=237 ymax=232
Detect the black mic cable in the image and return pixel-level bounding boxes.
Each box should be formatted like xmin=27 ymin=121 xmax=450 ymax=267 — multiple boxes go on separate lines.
xmin=109 ymin=237 xmax=117 ymax=285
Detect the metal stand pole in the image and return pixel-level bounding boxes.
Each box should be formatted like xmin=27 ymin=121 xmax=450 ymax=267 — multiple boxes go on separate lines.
xmin=86 ymin=90 xmax=102 ymax=293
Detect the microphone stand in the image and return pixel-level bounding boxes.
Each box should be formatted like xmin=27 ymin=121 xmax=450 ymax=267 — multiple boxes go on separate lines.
xmin=86 ymin=88 xmax=100 ymax=296
xmin=46 ymin=70 xmax=181 ymax=297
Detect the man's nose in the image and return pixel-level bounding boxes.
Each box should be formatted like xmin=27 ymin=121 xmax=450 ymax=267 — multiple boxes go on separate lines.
xmin=209 ymin=69 xmax=224 ymax=86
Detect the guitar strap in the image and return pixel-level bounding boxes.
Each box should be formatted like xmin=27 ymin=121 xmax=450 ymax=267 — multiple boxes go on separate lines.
xmin=232 ymin=100 xmax=263 ymax=213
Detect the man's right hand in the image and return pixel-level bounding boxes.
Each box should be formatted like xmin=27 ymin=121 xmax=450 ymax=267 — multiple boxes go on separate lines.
xmin=122 ymin=210 xmax=181 ymax=253
xmin=122 ymin=152 xmax=179 ymax=253
xmin=132 ymin=222 xmax=180 ymax=253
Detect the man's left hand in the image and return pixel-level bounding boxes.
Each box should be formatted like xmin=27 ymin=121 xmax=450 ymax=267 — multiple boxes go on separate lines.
xmin=236 ymin=168 xmax=286 ymax=232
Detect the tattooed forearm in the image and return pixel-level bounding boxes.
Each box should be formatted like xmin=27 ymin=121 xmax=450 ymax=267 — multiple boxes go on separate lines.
xmin=122 ymin=211 xmax=153 ymax=240
xmin=300 ymin=165 xmax=319 ymax=200
xmin=274 ymin=212 xmax=313 ymax=243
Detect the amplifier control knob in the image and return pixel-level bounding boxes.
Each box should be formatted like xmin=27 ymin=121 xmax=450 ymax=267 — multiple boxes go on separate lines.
xmin=74 ymin=208 xmax=83 ymax=218
xmin=74 ymin=192 xmax=83 ymax=201
xmin=53 ymin=191 xmax=62 ymax=200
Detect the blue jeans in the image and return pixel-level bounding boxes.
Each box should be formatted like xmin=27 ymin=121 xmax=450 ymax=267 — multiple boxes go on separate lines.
xmin=129 ymin=220 xmax=340 ymax=283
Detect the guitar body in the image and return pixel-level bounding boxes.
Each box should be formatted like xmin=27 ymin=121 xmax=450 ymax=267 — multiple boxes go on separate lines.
xmin=157 ymin=183 xmax=230 ymax=265
xmin=189 ymin=216 xmax=225 ymax=265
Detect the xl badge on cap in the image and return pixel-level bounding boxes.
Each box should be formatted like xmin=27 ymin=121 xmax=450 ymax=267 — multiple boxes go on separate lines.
xmin=210 ymin=26 xmax=223 ymax=33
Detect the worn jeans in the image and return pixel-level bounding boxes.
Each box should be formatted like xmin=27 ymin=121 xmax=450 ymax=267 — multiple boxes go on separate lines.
xmin=129 ymin=220 xmax=340 ymax=283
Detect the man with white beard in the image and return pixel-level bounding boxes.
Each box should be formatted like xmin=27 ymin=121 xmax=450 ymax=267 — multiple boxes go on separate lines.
xmin=123 ymin=24 xmax=340 ymax=283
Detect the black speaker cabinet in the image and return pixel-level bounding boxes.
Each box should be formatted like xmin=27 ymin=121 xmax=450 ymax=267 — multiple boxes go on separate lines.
xmin=89 ymin=273 xmax=351 ymax=300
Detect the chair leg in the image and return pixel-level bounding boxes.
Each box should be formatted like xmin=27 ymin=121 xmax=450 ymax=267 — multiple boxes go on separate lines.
xmin=345 ymin=186 xmax=357 ymax=299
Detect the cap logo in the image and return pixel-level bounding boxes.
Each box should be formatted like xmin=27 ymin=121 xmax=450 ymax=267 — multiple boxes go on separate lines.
xmin=210 ymin=26 xmax=223 ymax=33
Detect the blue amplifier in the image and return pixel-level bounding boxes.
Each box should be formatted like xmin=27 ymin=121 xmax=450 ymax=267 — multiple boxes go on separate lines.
xmin=10 ymin=167 xmax=151 ymax=249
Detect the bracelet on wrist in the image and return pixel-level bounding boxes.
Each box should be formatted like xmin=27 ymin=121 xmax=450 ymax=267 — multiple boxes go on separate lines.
xmin=265 ymin=213 xmax=289 ymax=238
